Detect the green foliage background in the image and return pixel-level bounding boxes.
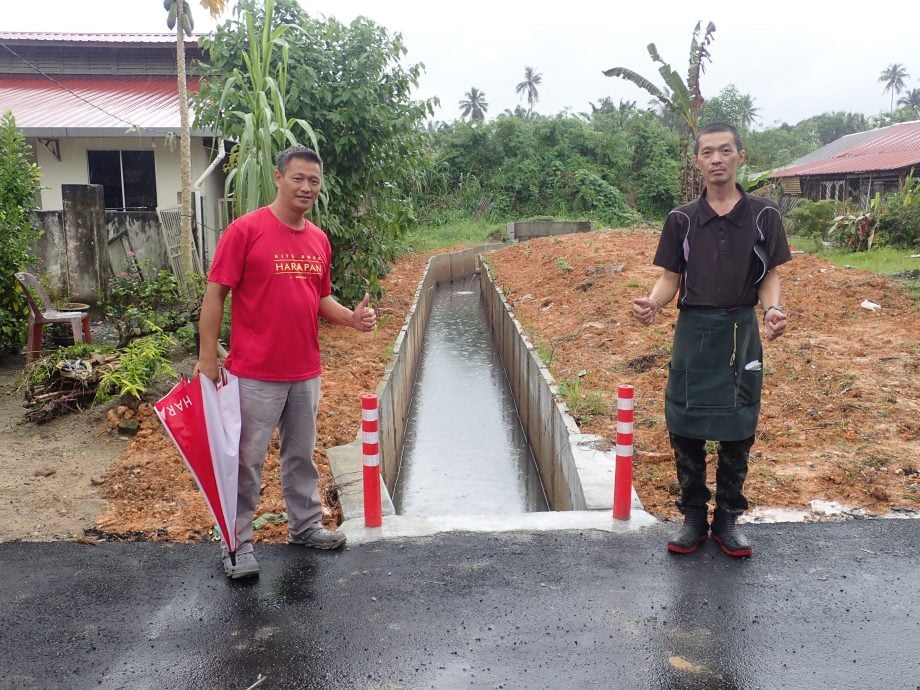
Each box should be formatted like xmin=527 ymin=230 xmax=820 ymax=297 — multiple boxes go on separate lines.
xmin=191 ymin=6 xmax=917 ymax=308
xmin=0 ymin=111 xmax=41 ymax=352
xmin=196 ymin=0 xmax=435 ymax=305
xmin=412 ymin=104 xmax=682 ymax=227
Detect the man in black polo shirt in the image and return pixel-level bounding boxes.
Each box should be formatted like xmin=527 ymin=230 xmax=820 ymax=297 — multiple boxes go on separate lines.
xmin=632 ymin=122 xmax=791 ymax=558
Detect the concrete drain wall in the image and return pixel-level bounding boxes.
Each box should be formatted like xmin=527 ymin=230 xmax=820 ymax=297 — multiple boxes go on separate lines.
xmin=327 ymin=243 xmax=642 ymax=521
xmin=507 ymin=220 xmax=594 ymax=241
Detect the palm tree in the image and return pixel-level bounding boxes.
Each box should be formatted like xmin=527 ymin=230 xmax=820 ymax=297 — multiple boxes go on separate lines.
xmin=515 ymin=66 xmax=542 ymax=114
xmin=739 ymin=93 xmax=761 ymax=128
xmin=897 ymin=88 xmax=920 ymax=115
xmin=604 ymin=20 xmax=716 ymax=200
xmin=164 ymin=0 xmax=228 ymax=284
xmin=459 ymin=87 xmax=489 ymax=122
xmin=879 ymin=63 xmax=910 ymax=112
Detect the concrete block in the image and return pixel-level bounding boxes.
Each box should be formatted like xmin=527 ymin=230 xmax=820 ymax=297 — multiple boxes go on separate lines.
xmin=509 ymin=220 xmax=594 ymax=241
xmin=570 ymin=434 xmax=615 ymax=511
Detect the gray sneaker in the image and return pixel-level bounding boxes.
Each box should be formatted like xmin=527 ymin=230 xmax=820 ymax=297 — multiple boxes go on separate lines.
xmin=222 ymin=551 xmax=260 ymax=579
xmin=289 ymin=526 xmax=346 ymax=550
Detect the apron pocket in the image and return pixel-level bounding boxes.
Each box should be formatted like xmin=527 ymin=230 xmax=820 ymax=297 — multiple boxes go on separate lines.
xmin=667 ymin=366 xmax=763 ymax=409
xmin=667 ymin=367 xmax=737 ymax=409
xmin=734 ymin=368 xmax=763 ymax=406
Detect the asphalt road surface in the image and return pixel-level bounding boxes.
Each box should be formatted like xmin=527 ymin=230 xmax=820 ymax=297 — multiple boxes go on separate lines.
xmin=1 ymin=519 xmax=918 ymax=689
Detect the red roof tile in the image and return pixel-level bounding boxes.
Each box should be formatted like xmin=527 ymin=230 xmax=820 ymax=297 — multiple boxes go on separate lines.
xmin=771 ymin=121 xmax=920 ymax=178
xmin=0 ymin=74 xmax=210 ymax=137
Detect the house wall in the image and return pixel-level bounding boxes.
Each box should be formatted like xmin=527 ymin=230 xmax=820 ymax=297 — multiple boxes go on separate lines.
xmin=796 ymin=169 xmax=912 ymax=203
xmin=31 ymin=186 xmax=184 ymax=306
xmin=33 ymin=135 xmax=217 ymax=214
xmin=196 ymin=145 xmax=228 ymax=270
xmin=33 ymin=134 xmax=227 ymax=269
xmin=105 ymin=211 xmax=170 ymax=278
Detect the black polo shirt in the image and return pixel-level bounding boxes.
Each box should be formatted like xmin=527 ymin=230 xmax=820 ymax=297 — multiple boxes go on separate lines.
xmin=653 ymin=185 xmax=792 ymax=309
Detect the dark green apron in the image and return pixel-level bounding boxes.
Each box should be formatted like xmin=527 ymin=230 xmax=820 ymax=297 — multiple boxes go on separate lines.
xmin=665 ymin=307 xmax=763 ymax=441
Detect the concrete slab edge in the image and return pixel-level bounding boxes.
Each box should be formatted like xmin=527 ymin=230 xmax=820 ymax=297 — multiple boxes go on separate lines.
xmin=339 ymin=509 xmax=658 ymax=544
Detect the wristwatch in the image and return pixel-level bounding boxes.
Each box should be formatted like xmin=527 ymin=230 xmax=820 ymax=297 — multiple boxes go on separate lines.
xmin=763 ymin=305 xmax=784 ymax=317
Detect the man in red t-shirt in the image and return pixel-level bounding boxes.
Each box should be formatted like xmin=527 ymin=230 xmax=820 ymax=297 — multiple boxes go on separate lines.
xmin=196 ymin=146 xmax=376 ymax=579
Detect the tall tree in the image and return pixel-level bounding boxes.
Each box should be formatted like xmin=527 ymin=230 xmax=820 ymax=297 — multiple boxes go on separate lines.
xmin=515 ymin=66 xmax=542 ymax=114
xmin=802 ymin=111 xmax=869 ymax=145
xmin=603 ymin=20 xmax=716 ymax=200
xmin=701 ymin=85 xmax=760 ymax=131
xmin=897 ymin=88 xmax=920 ymax=115
xmin=459 ymin=87 xmax=489 ymax=122
xmin=879 ymin=63 xmax=910 ymax=112
xmin=196 ymin=0 xmax=434 ymax=304
xmin=164 ymin=0 xmax=228 ymax=285
xmin=739 ymin=94 xmax=761 ymax=129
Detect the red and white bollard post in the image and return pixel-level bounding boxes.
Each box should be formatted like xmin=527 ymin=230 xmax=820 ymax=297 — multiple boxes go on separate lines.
xmin=362 ymin=394 xmax=382 ymax=528
xmin=613 ymin=384 xmax=634 ymax=521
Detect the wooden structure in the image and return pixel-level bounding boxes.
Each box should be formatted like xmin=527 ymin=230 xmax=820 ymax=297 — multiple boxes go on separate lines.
xmin=770 ymin=120 xmax=920 ymax=205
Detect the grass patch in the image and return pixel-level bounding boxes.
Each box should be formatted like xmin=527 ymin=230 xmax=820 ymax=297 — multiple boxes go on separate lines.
xmin=534 ymin=340 xmax=555 ymax=366
xmin=791 ymin=236 xmax=920 ymax=273
xmin=403 ymin=219 xmax=505 ymax=253
xmin=790 ymin=236 xmax=920 ymax=303
xmin=558 ymin=375 xmax=608 ymax=424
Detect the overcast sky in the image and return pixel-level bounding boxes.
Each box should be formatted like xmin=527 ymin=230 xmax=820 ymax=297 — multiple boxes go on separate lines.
xmin=6 ymin=0 xmax=920 ymax=128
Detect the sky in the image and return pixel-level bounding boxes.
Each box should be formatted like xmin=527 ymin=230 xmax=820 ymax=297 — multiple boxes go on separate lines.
xmin=6 ymin=0 xmax=920 ymax=129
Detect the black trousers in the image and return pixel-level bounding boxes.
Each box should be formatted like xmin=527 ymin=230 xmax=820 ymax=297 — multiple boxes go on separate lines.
xmin=669 ymin=432 xmax=754 ymax=514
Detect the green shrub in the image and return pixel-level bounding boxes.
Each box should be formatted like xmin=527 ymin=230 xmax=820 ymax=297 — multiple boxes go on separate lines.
xmin=99 ymin=266 xmax=204 ymax=348
xmin=786 ymin=199 xmax=839 ymax=238
xmin=0 ymin=111 xmax=41 ymax=352
xmin=875 ymin=174 xmax=920 ymax=248
xmin=572 ymin=169 xmax=641 ymax=228
xmin=96 ymin=330 xmax=176 ymax=402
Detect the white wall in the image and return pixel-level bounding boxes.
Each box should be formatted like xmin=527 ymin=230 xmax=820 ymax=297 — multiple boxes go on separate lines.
xmin=193 ymin=141 xmax=228 ymax=269
xmin=31 ymin=135 xmax=217 ymax=213
xmin=32 ymin=133 xmax=227 ymax=268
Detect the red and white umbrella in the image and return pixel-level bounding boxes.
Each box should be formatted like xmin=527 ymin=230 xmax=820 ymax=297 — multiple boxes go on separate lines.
xmin=154 ymin=372 xmax=240 ymax=558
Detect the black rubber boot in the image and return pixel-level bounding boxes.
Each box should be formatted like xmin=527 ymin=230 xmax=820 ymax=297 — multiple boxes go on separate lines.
xmin=711 ymin=508 xmax=752 ymax=558
xmin=667 ymin=506 xmax=709 ymax=554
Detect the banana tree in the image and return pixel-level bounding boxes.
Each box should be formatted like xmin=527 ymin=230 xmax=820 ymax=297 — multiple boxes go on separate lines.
xmin=604 ymin=21 xmax=716 ymax=200
xmin=164 ymin=0 xmax=228 ymax=285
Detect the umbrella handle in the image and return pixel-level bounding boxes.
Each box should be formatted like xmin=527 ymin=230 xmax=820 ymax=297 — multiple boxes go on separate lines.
xmin=228 ymin=551 xmax=236 ymax=566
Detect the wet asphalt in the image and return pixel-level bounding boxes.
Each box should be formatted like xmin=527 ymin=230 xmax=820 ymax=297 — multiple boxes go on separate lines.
xmin=0 ymin=519 xmax=918 ymax=690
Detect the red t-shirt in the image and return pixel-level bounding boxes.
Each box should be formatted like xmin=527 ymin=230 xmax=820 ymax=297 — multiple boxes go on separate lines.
xmin=208 ymin=206 xmax=332 ymax=381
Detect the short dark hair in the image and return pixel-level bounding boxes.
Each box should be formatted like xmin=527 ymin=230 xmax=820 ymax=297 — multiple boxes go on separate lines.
xmin=694 ymin=122 xmax=743 ymax=155
xmin=276 ymin=146 xmax=323 ymax=174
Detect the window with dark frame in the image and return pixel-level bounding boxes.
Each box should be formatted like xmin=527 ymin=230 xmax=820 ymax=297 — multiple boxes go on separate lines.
xmin=87 ymin=150 xmax=157 ymax=210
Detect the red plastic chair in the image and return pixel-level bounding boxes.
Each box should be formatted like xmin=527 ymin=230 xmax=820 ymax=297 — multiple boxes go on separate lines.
xmin=14 ymin=271 xmax=92 ymax=362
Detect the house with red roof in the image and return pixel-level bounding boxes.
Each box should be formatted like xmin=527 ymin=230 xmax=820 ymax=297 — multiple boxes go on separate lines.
xmin=0 ymin=31 xmax=228 ymax=291
xmin=770 ymin=120 xmax=920 ymax=204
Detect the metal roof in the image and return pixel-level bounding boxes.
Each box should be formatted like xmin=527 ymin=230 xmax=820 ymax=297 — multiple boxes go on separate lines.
xmin=771 ymin=120 xmax=920 ymax=178
xmin=0 ymin=32 xmax=198 ymax=44
xmin=0 ymin=74 xmax=211 ymax=137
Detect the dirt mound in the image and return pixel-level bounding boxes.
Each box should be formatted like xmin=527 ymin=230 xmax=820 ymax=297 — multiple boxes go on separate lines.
xmin=489 ymin=230 xmax=920 ymax=518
